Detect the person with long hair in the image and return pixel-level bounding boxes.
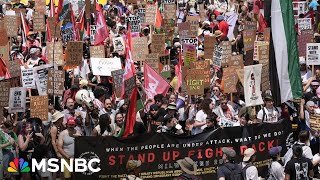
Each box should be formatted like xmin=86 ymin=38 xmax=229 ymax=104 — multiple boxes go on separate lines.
xmin=193 ymin=98 xmax=215 ymax=135
xmin=92 ymin=114 xmax=114 ymax=136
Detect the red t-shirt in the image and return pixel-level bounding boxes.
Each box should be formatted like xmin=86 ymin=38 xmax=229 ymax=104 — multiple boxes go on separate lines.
xmin=219 ymin=21 xmax=229 ymax=38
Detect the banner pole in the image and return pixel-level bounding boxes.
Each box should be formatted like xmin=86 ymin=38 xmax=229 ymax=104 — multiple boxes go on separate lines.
xmin=312 ymin=65 xmax=315 ymax=77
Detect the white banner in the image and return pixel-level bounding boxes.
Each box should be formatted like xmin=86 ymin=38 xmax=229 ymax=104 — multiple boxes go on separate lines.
xmin=90 ymin=58 xmax=122 ymax=76
xmin=307 ymin=43 xmax=320 ymax=65
xmin=244 ymin=64 xmax=264 ymax=107
xmin=33 ymin=65 xmax=53 ymax=96
xmin=9 ymin=87 xmax=26 ymax=113
xmin=21 ymin=66 xmax=35 ymax=89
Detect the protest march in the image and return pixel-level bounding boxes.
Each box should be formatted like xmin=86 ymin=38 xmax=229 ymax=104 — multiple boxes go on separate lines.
xmin=1 ymin=0 xmax=320 ymax=179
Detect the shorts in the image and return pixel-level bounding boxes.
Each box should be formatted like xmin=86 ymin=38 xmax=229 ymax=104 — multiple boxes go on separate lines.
xmin=63 ymin=158 xmax=72 ymax=179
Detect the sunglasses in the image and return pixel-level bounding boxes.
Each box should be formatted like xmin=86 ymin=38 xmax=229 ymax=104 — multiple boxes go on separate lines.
xmin=212 ymin=89 xmax=219 ymax=91
xmin=221 ymin=102 xmax=228 ymax=105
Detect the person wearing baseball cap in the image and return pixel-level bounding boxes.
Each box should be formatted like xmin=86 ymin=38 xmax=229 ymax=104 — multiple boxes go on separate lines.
xmin=123 ymin=160 xmax=143 ymax=180
xmin=257 ymin=94 xmax=281 ymax=123
xmin=217 ymin=147 xmax=242 ymax=180
xmin=242 ymin=148 xmax=259 ymax=180
xmin=267 ymin=146 xmax=285 ymax=180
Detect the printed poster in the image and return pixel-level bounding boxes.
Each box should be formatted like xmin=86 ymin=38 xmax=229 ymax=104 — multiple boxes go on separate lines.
xmin=244 ymin=64 xmax=263 ymax=107
xmin=307 ymin=43 xmax=320 ymax=65
xmin=9 ymin=87 xmax=26 ymax=113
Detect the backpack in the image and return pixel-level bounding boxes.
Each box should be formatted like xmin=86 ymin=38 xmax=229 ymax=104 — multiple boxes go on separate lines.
xmin=225 ymin=164 xmax=244 ymax=180
xmin=262 ymin=106 xmax=279 ymax=122
xmin=266 ymin=161 xmax=276 ymax=180
xmin=242 ymin=164 xmax=253 ymax=180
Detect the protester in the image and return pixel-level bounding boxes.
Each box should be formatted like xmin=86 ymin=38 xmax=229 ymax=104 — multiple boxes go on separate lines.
xmin=217 ymin=147 xmax=243 ymax=180
xmin=92 ymin=113 xmax=114 ymax=136
xmin=257 ymin=95 xmax=281 ymax=123
xmin=193 ymin=98 xmax=214 ymax=135
xmin=124 ymin=160 xmax=143 ymax=180
xmin=241 ymin=148 xmax=259 ymax=180
xmin=175 ymin=157 xmax=202 ymax=180
xmin=268 ymin=146 xmax=285 ymax=180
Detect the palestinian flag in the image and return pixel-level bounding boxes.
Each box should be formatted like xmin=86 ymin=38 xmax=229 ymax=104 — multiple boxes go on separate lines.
xmin=268 ymin=0 xmax=302 ymax=104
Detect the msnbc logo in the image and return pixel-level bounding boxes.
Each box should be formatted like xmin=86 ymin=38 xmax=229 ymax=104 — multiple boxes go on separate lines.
xmin=8 ymin=158 xmax=30 ymax=173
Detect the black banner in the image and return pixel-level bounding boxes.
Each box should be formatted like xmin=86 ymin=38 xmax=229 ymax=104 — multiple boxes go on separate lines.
xmin=75 ymin=120 xmax=292 ymax=179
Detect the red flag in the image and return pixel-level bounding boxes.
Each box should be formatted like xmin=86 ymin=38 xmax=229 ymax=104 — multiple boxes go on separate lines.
xmin=96 ymin=1 xmax=102 ymax=12
xmin=144 ymin=63 xmax=170 ymax=99
xmin=94 ymin=11 xmax=109 ymax=45
xmin=155 ymin=5 xmax=162 ymax=28
xmin=174 ymin=52 xmax=183 ymax=91
xmin=21 ymin=12 xmax=29 ymax=51
xmin=70 ymin=5 xmax=80 ymax=41
xmin=258 ymin=14 xmax=267 ymax=32
xmin=0 ymin=58 xmax=8 ymax=77
xmin=77 ymin=7 xmax=85 ymax=31
xmin=50 ymin=0 xmax=55 ymax=17
xmin=123 ymin=87 xmax=138 ymax=138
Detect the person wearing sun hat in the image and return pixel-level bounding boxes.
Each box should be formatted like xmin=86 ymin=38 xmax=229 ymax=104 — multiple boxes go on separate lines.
xmin=217 ymin=147 xmax=242 ymax=179
xmin=268 ymin=146 xmax=285 ymax=180
xmin=123 ymin=160 xmax=143 ymax=180
xmin=49 ymin=111 xmax=65 ymax=159
xmin=176 ymin=157 xmax=201 ymax=180
xmin=241 ymin=148 xmax=259 ymax=180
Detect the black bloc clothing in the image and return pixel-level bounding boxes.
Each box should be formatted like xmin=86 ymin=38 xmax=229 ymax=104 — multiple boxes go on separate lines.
xmin=284 ymin=157 xmax=313 ymax=180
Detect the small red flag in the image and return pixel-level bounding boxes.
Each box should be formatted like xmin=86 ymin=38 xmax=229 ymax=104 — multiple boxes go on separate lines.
xmin=123 ymin=87 xmax=138 ymax=138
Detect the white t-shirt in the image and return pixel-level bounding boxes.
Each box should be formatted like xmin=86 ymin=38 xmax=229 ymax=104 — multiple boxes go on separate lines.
xmin=242 ymin=162 xmax=259 ymax=180
xmin=270 ymin=161 xmax=285 ymax=180
xmin=257 ymin=107 xmax=281 ymax=123
xmin=193 ymin=110 xmax=207 ymax=135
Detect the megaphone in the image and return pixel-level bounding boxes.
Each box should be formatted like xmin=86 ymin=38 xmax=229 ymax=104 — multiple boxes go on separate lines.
xmin=75 ymin=89 xmax=94 ymax=110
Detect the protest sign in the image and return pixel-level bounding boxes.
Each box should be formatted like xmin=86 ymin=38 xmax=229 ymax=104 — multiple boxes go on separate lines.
xmin=127 ymin=0 xmax=137 ymax=4
xmin=145 ymin=4 xmax=157 ymax=25
xmin=245 ymin=50 xmax=254 ymax=66
xmin=261 ymin=64 xmax=270 ymax=92
xmin=7 ymin=60 xmax=21 ymax=78
xmin=21 ymin=67 xmax=35 ymax=88
xmin=0 ymin=43 xmax=9 ymax=64
xmin=66 ymin=41 xmax=83 ymax=67
xmin=112 ymin=37 xmax=125 ymax=55
xmin=244 ymin=64 xmax=264 ymax=107
xmin=163 ymin=4 xmax=176 ymax=20
xmin=0 ymin=82 xmax=10 ymax=110
xmin=307 ymin=43 xmax=320 ymax=65
xmin=236 ymin=69 xmax=244 ymax=85
xmin=90 ymin=25 xmax=96 ymax=45
xmin=0 ymin=21 xmax=8 ymax=46
xmin=30 ymin=96 xmax=48 ymax=121
xmin=186 ymin=16 xmax=199 ymax=37
xmin=178 ymin=22 xmax=191 ymax=39
xmin=243 ymin=21 xmax=257 ymax=31
xmin=204 ymin=36 xmax=216 ymax=60
xmin=61 ymin=24 xmax=74 ymax=43
xmin=131 ymin=37 xmax=148 ymax=62
xmin=263 ymin=28 xmax=270 ymax=42
xmin=163 ymin=0 xmax=175 ymax=3
xmin=186 ymin=70 xmax=205 ymax=95
xmin=48 ymin=17 xmax=61 ymax=39
xmin=47 ymin=41 xmax=64 ymax=65
xmin=213 ymin=45 xmax=223 ymax=67
xmin=47 ymin=70 xmax=65 ymax=96
xmin=138 ymin=8 xmax=145 ymax=23
xmin=183 ymin=44 xmax=197 ymax=66
xmin=8 ymin=87 xmax=26 ymax=113
xmin=75 ymin=120 xmax=291 ymax=179
xmin=32 ymin=12 xmax=45 ymax=32
xmin=253 ymin=41 xmax=269 ymax=61
xmin=33 ymin=65 xmax=52 ymax=96
xmin=90 ymin=46 xmax=105 ymax=58
xmin=3 ymin=77 xmax=20 ymax=88
xmin=257 ymin=43 xmax=269 ymax=64
xmin=181 ymin=38 xmax=198 ymax=49
xmin=298 ymin=29 xmax=314 ymax=57
xmin=199 ymin=4 xmax=205 ymax=21
xmin=127 ymin=16 xmax=141 ymax=33
xmin=4 ymin=15 xmax=18 ymax=37
xmin=90 ymin=58 xmax=122 ymax=76
xmin=190 ymin=60 xmax=211 ymax=87
xmin=151 ymin=34 xmax=165 ymax=54
xmin=124 ymin=76 xmax=136 ymax=98
xmin=310 ymin=114 xmax=320 ymax=131
xmin=159 ymin=54 xmax=170 ymax=66
xmin=220 ymin=41 xmax=232 ymax=67
xmin=85 ymin=0 xmax=91 ymax=19
xmin=161 ymin=19 xmax=175 ymax=46
xmin=145 ymin=53 xmax=160 ymax=73
xmin=111 ymin=69 xmax=124 ymax=98
xmin=223 ymin=67 xmax=238 ymax=94
xmin=297 ymin=18 xmax=312 ymax=33
xmin=228 ymin=55 xmax=243 ymax=68
xmin=35 ymin=0 xmax=46 ymax=14
xmin=243 ymin=30 xmax=256 ymax=52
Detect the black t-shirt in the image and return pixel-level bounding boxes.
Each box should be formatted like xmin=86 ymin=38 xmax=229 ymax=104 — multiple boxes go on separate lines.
xmin=284 ymin=157 xmax=313 ymax=180
xmin=217 ymin=162 xmax=242 ymax=180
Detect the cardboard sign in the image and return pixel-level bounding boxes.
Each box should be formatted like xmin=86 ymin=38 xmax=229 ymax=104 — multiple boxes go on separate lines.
xmin=127 ymin=16 xmax=141 ymax=33
xmin=151 ymin=34 xmax=165 ymax=54
xmin=257 ymin=43 xmax=269 ymax=64
xmin=35 ymin=0 xmax=46 ymax=14
xmin=221 ymin=41 xmax=232 ymax=67
xmin=213 ymin=45 xmax=223 ymax=67
xmin=253 ymin=41 xmax=269 ymax=61
xmin=21 ymin=67 xmax=35 ymax=88
xmin=297 ymin=18 xmax=312 ymax=33
xmin=245 ymin=50 xmax=254 ymax=66
xmin=199 ymin=4 xmax=205 ymax=22
xmin=33 ymin=65 xmax=52 ymax=96
xmin=243 ymin=30 xmax=256 ymax=52
xmin=85 ymin=0 xmax=91 ymax=19
xmin=183 ymin=44 xmax=197 ymax=66
xmin=5 ymin=15 xmax=18 ymax=37
xmin=47 ymin=17 xmax=61 ymax=39
xmin=181 ymin=38 xmax=198 ymax=49
xmin=138 ymin=8 xmax=145 ymax=24
xmin=186 ymin=16 xmax=199 ymax=37
xmin=30 ymin=96 xmax=48 ymax=121
xmin=145 ymin=53 xmax=160 ymax=73
xmin=307 ymin=43 xmax=320 ymax=65
xmin=145 ymin=4 xmax=157 ymax=25
xmin=0 ymin=82 xmax=10 ymax=109
xmin=47 ymin=41 xmax=64 ymax=65
xmin=90 ymin=46 xmax=105 ymax=58
xmin=229 ymin=55 xmax=243 ymax=68
xmin=186 ymin=69 xmax=205 ymax=95
xmin=90 ymin=58 xmax=122 ymax=76
xmin=178 ymin=22 xmax=191 ymax=39
xmin=66 ymin=41 xmax=83 ymax=67
xmin=236 ymin=69 xmax=244 ymax=85
xmin=190 ymin=60 xmax=211 ymax=87
xmin=243 ymin=21 xmax=257 ymax=31
xmin=124 ymin=76 xmax=136 ymax=98
xmin=223 ymin=67 xmax=238 ymax=94
xmin=0 ymin=43 xmax=9 ymax=64
xmin=47 ymin=69 xmax=65 ymax=96
xmin=33 ymin=12 xmax=45 ymax=32
xmin=263 ymin=28 xmax=270 ymax=42
xmin=163 ymin=4 xmax=176 ymax=20
xmin=127 ymin=0 xmax=137 ymax=4
xmin=8 ymin=87 xmax=26 ymax=113
xmin=131 ymin=37 xmax=148 ymax=62
xmin=161 ymin=19 xmax=175 ymax=46
xmin=0 ymin=21 xmax=8 ymax=46
xmin=113 ymin=37 xmax=125 ymax=55
xmin=90 ymin=25 xmax=96 ymax=45
xmin=298 ymin=29 xmax=314 ymax=57
xmin=8 ymin=60 xmax=21 ymax=78
xmin=261 ymin=64 xmax=270 ymax=92
xmin=111 ymin=69 xmax=124 ymax=98
xmin=159 ymin=54 xmax=170 ymax=66
xmin=310 ymin=114 xmax=320 ymax=131
xmin=204 ymin=36 xmax=216 ymax=60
